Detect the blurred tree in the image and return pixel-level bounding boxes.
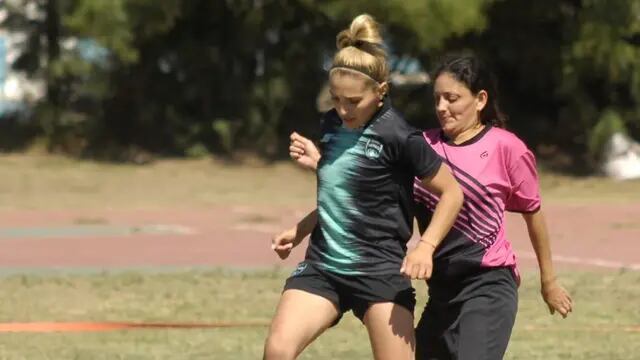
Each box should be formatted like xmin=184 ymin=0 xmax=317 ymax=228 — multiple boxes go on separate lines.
xmin=1 ymin=0 xmax=496 ymax=159
xmin=452 ymin=0 xmax=640 ymax=170
xmin=2 ymin=0 xmax=638 ymax=169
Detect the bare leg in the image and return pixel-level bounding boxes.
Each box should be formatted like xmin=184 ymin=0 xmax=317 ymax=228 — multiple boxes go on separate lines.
xmin=263 ymin=289 xmax=340 ymax=360
xmin=363 ymin=302 xmax=415 ymax=360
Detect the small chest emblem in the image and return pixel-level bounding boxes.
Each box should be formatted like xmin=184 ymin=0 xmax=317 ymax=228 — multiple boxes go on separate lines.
xmin=480 ymin=151 xmax=488 ymax=159
xmin=364 ymin=139 xmax=384 ymax=159
xmin=291 ymin=262 xmax=308 ymax=277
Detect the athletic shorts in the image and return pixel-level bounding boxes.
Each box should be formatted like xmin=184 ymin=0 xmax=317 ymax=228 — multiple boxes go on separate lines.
xmin=283 ymin=262 xmax=416 ymax=325
xmin=415 ymin=266 xmax=518 ymax=360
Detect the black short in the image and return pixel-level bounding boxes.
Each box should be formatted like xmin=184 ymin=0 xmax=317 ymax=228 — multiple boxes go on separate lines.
xmin=283 ymin=262 xmax=416 ymax=324
xmin=415 ymin=267 xmax=518 ymax=360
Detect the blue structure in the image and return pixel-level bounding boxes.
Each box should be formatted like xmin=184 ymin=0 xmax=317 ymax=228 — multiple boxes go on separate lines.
xmin=0 ymin=36 xmax=25 ymax=117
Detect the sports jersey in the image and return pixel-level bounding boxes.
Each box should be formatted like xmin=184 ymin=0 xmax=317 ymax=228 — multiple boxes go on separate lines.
xmin=306 ymin=99 xmax=442 ymax=275
xmin=414 ymin=126 xmax=541 ymax=282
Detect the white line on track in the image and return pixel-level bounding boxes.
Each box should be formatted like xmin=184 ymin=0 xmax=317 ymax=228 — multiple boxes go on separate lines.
xmin=519 ymin=251 xmax=640 ymax=270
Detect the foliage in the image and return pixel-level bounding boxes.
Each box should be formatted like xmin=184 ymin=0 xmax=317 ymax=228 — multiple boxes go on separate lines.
xmin=1 ymin=0 xmax=639 ymax=168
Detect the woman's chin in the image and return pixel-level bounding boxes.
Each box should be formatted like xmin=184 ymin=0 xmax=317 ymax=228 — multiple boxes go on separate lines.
xmin=440 ymin=123 xmax=456 ymax=133
xmin=342 ymin=119 xmax=363 ymax=129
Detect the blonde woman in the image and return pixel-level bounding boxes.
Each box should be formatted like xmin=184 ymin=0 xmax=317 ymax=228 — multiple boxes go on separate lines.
xmin=263 ymin=15 xmax=463 ymax=360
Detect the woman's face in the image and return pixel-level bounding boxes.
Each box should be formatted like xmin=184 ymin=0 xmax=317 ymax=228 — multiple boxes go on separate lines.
xmin=329 ymin=72 xmax=386 ymax=129
xmin=433 ymin=72 xmax=487 ymax=136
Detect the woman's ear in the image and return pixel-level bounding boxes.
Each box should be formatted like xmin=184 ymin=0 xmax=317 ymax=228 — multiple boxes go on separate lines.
xmin=476 ymin=90 xmax=488 ymax=112
xmin=378 ymin=82 xmax=389 ymax=98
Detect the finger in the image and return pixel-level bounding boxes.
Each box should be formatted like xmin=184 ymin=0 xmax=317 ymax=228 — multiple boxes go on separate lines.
xmin=418 ymin=264 xmax=427 ymax=280
xmin=291 ymin=132 xmax=308 ymax=143
xmin=291 ymin=140 xmax=305 ymax=148
xmin=564 ymin=300 xmax=573 ymax=312
xmin=418 ymin=264 xmax=426 ymax=279
xmin=557 ymin=304 xmax=568 ymax=316
xmin=411 ymin=264 xmax=421 ymax=280
xmin=405 ymin=263 xmax=414 ymax=279
xmin=275 ymin=243 xmax=293 ymax=251
xmin=425 ymin=265 xmax=433 ymax=280
xmin=291 ymin=132 xmax=307 ymax=144
xmin=559 ymin=307 xmax=568 ymax=318
xmin=289 ymin=144 xmax=304 ymax=154
xmin=400 ymin=257 xmax=408 ymax=274
xmin=290 ymin=152 xmax=300 ymax=159
xmin=289 ymin=146 xmax=304 ymax=156
xmin=413 ymin=265 xmax=423 ymax=280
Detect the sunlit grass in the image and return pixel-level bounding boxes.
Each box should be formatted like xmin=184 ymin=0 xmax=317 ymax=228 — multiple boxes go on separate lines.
xmin=0 ymin=269 xmax=637 ymax=359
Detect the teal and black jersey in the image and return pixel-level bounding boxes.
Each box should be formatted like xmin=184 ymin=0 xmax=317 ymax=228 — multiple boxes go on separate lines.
xmin=306 ymin=99 xmax=442 ymax=275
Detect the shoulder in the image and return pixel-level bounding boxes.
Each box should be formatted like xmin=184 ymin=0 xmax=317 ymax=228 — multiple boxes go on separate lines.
xmin=370 ymin=107 xmax=416 ymax=141
xmin=487 ymin=127 xmax=535 ymax=167
xmin=422 ymin=128 xmax=442 ymax=146
xmin=488 ymin=127 xmax=530 ymax=153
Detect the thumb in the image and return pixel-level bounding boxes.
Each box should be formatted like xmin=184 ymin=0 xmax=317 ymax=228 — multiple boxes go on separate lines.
xmin=400 ymin=256 xmax=408 ymax=273
xmin=276 ymin=242 xmax=293 ymax=251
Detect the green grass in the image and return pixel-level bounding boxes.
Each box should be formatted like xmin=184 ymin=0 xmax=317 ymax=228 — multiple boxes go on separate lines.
xmin=0 ymin=154 xmax=316 ymax=210
xmin=0 ymin=154 xmax=638 ymax=359
xmin=0 ymin=269 xmax=637 ymax=359
xmin=0 ymin=153 xmax=639 ymax=210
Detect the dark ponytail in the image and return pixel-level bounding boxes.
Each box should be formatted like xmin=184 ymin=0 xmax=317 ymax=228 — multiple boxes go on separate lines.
xmin=433 ymin=54 xmax=507 ymax=128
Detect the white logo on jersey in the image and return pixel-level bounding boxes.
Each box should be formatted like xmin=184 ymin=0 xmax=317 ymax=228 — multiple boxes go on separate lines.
xmin=364 ymin=139 xmax=384 ymax=159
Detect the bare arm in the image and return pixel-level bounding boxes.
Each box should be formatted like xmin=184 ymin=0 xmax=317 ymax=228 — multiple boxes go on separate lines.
xmin=272 ymin=209 xmax=318 ymax=259
xmin=523 ymin=209 xmax=573 ymax=318
xmin=417 ymin=164 xmax=464 ymax=248
xmin=401 ymin=164 xmax=464 ymax=279
xmin=295 ymin=209 xmax=318 ymax=239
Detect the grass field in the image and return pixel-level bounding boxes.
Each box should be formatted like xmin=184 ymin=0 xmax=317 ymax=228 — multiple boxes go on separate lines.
xmin=0 ymin=269 xmax=638 ymax=359
xmin=0 ymin=153 xmax=639 ymax=210
xmin=0 ymin=153 xmax=639 ymax=359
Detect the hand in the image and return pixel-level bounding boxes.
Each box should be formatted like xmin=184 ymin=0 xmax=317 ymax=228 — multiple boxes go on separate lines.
xmin=541 ymin=278 xmax=573 ymax=318
xmin=290 ymin=132 xmax=320 ymax=171
xmin=271 ymin=227 xmax=301 ymax=260
xmin=401 ymin=241 xmax=435 ymax=280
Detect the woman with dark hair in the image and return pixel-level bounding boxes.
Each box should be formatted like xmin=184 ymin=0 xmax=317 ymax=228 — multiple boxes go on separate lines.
xmin=289 ymin=53 xmax=573 ymax=360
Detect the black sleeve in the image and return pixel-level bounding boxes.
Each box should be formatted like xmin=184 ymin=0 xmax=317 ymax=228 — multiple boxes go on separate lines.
xmin=318 ymin=110 xmax=338 ymax=152
xmin=403 ymin=131 xmax=442 ymax=179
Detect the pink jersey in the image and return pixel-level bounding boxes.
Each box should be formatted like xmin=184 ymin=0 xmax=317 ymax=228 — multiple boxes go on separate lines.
xmin=414 ymin=126 xmax=541 ymax=283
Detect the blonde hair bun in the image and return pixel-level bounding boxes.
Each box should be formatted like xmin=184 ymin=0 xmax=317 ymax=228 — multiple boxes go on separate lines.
xmin=336 ymin=14 xmax=383 ymax=50
xmin=332 ymin=14 xmax=389 ymax=83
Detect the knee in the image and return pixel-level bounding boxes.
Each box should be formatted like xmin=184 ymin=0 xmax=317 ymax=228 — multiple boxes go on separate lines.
xmin=263 ymin=334 xmax=297 ymax=360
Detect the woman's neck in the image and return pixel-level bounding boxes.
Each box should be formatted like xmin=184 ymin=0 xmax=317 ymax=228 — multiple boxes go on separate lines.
xmin=446 ymin=122 xmax=485 ymax=145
